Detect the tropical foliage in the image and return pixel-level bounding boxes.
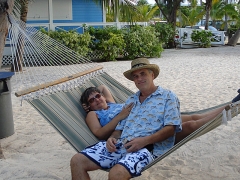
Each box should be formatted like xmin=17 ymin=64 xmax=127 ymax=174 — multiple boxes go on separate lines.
xmin=106 ymin=3 xmax=159 ymax=22
xmin=84 ymin=26 xmax=125 ymax=61
xmin=152 ymin=22 xmax=175 ymax=48
xmin=191 ymin=29 xmax=212 ymax=48
xmin=123 ymin=25 xmax=163 ymax=59
xmin=74 ymin=25 xmax=163 ymax=61
xmin=178 ymin=1 xmax=205 ymax=27
xmin=210 ymin=0 xmax=238 ymax=30
xmin=40 ymin=28 xmax=92 ymax=57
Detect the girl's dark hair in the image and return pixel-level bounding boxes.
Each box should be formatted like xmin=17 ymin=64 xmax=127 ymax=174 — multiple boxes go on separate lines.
xmin=80 ymin=87 xmax=101 ymax=106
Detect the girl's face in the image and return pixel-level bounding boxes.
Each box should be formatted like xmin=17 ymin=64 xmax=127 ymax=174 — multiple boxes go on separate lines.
xmin=88 ymin=92 xmax=108 ymax=111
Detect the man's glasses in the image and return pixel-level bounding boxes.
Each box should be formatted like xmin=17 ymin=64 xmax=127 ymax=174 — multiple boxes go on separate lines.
xmin=88 ymin=93 xmax=102 ymax=104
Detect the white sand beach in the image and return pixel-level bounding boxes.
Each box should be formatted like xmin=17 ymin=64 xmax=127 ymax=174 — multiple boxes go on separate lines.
xmin=0 ymin=45 xmax=240 ymax=180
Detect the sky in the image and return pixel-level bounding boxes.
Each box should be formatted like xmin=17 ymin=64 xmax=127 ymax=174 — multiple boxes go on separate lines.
xmin=147 ymin=0 xmax=207 ymax=5
xmin=147 ymin=0 xmax=155 ymax=5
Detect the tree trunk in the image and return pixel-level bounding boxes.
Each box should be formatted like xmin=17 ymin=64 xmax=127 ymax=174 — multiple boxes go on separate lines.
xmin=0 ymin=0 xmax=14 ymax=68
xmin=227 ymin=29 xmax=240 ymax=46
xmin=11 ymin=0 xmax=28 ymax=72
xmin=224 ymin=0 xmax=228 ymax=32
xmin=204 ymin=0 xmax=212 ymax=30
xmin=155 ymin=0 xmax=181 ymax=48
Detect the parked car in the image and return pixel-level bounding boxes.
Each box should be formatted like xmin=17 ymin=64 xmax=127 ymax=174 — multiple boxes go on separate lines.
xmin=197 ymin=20 xmax=224 ymax=30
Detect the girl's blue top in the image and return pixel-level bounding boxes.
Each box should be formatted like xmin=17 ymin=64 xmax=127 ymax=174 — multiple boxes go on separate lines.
xmin=95 ymin=103 xmax=124 ymax=126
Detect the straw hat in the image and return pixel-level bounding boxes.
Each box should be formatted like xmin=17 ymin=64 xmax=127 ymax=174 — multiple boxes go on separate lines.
xmin=123 ymin=58 xmax=160 ymax=81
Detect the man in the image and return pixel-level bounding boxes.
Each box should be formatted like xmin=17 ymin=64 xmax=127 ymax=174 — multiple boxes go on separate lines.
xmin=70 ymin=58 xmax=182 ymax=180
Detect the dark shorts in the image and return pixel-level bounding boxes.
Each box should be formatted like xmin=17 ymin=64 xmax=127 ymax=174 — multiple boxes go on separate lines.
xmin=81 ymin=141 xmax=154 ymax=177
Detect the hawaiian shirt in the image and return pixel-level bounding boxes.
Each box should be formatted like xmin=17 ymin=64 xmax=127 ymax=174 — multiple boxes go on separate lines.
xmin=116 ymin=86 xmax=182 ymax=157
xmin=95 ymin=103 xmax=124 ymax=127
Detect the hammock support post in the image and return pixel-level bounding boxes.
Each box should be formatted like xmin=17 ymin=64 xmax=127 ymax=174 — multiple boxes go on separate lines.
xmin=0 ymin=72 xmax=15 ymax=139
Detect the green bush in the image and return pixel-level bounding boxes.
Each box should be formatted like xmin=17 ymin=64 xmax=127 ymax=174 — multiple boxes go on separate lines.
xmin=97 ymin=32 xmax=125 ymax=61
xmin=84 ymin=26 xmax=125 ymax=61
xmin=191 ymin=30 xmax=212 ymax=48
xmin=123 ymin=25 xmax=163 ymax=59
xmin=152 ymin=23 xmax=175 ymax=48
xmin=40 ymin=28 xmax=92 ymax=57
xmin=41 ymin=25 xmax=164 ymax=62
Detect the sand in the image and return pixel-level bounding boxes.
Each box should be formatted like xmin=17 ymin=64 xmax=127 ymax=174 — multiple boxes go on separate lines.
xmin=0 ymin=45 xmax=240 ymax=180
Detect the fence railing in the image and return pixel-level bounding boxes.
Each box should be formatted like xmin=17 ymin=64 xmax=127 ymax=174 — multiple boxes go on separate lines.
xmin=177 ymin=28 xmax=225 ymax=47
xmin=26 ymin=21 xmax=149 ymax=33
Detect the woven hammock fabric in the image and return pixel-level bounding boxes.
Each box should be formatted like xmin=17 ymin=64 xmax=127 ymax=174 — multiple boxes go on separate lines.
xmin=27 ymin=72 xmax=134 ymax=151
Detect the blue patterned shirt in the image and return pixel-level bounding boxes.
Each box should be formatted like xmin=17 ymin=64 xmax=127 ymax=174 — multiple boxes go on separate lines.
xmin=116 ymin=86 xmax=182 ymax=157
xmin=95 ymin=103 xmax=124 ymax=126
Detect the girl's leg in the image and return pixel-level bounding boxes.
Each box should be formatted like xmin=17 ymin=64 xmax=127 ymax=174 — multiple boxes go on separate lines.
xmin=175 ymin=105 xmax=226 ymax=144
xmin=181 ymin=105 xmax=226 ymax=123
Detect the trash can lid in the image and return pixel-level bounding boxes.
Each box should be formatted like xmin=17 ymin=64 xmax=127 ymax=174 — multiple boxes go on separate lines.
xmin=0 ymin=72 xmax=15 ymax=80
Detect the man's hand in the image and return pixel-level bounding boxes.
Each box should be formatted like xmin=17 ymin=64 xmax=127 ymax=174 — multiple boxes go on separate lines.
xmin=124 ymin=137 xmax=147 ymax=153
xmin=106 ymin=137 xmax=118 ymax=152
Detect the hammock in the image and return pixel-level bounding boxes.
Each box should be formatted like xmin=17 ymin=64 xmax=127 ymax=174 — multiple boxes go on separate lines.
xmin=26 ymin=75 xmax=240 ymax=172
xmin=5 ymin=14 xmax=240 ymax=173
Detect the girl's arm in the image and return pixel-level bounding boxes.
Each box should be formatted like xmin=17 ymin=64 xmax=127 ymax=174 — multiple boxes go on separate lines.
xmin=86 ymin=103 xmax=134 ymax=140
xmin=97 ymin=85 xmax=115 ymax=103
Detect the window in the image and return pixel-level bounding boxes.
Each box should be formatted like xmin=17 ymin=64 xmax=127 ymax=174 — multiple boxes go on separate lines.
xmin=27 ymin=0 xmax=72 ymax=20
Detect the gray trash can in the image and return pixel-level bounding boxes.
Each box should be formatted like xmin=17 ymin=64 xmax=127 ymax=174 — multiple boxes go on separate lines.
xmin=0 ymin=72 xmax=15 ymax=139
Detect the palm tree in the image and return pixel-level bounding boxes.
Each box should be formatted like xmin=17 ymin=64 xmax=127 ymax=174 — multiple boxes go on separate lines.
xmin=155 ymin=0 xmax=182 ymax=26
xmin=210 ymin=0 xmax=238 ymax=30
xmin=101 ymin=0 xmax=140 ymax=22
xmin=227 ymin=3 xmax=240 ymax=46
xmin=179 ymin=0 xmax=205 ymax=27
xmin=106 ymin=1 xmax=158 ymax=22
xmin=106 ymin=2 xmax=140 ymax=22
xmin=137 ymin=0 xmax=148 ymax=6
xmin=134 ymin=5 xmax=159 ymax=22
xmin=204 ymin=0 xmax=212 ymax=30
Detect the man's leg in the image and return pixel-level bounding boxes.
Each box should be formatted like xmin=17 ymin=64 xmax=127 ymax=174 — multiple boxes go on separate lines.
xmin=108 ymin=148 xmax=154 ymax=180
xmin=70 ymin=153 xmax=101 ymax=180
xmin=71 ymin=141 xmax=125 ymax=180
xmin=109 ymin=164 xmax=132 ymax=180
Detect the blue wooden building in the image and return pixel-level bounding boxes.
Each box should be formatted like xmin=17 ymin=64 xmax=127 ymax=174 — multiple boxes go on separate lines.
xmin=26 ymin=0 xmax=105 ymax=33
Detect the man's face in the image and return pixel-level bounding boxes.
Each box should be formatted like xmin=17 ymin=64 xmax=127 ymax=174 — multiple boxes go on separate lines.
xmin=131 ymin=68 xmax=154 ymax=90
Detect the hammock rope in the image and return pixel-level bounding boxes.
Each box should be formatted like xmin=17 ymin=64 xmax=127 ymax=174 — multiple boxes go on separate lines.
xmin=7 ymin=15 xmax=102 ymax=99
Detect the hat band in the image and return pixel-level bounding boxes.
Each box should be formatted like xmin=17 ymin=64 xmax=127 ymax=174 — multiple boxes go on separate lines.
xmin=132 ymin=63 xmax=147 ymax=69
